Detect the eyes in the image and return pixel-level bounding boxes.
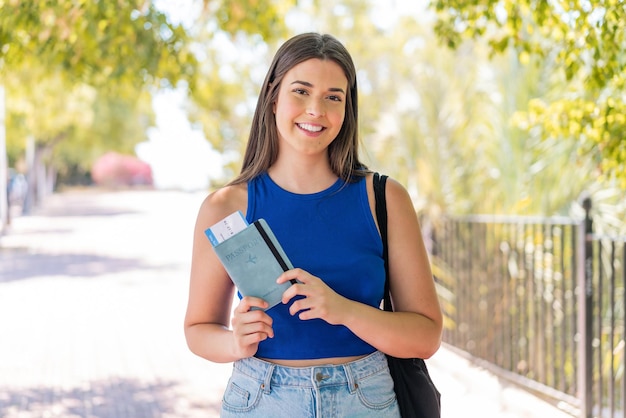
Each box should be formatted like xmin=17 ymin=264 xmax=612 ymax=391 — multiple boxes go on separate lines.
xmin=292 ymin=87 xmax=344 ymax=103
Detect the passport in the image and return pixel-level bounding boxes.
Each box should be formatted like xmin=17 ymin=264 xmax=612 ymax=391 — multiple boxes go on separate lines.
xmin=205 ymin=217 xmax=295 ymax=310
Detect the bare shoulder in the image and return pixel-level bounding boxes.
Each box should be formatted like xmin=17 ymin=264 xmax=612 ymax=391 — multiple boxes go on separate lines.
xmin=381 ymin=176 xmax=422 ymax=237
xmin=197 ymin=183 xmax=248 ymax=226
xmin=367 ymin=173 xmax=413 ymax=212
xmin=366 ymin=173 xmax=416 ymax=233
xmin=383 ymin=177 xmax=413 ymax=213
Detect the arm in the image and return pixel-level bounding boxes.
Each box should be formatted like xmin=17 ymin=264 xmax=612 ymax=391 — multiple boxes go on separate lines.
xmin=277 ymin=175 xmax=442 ymax=359
xmin=372 ymin=175 xmax=443 ymax=357
xmin=183 ymin=184 xmax=275 ymax=363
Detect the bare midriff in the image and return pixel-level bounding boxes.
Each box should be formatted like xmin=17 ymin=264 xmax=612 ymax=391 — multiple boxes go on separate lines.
xmin=259 ymin=354 xmax=368 ymax=367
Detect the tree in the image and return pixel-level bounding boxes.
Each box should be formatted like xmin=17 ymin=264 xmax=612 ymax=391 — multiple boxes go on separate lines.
xmin=183 ymin=0 xmax=292 ymax=183
xmin=430 ymin=0 xmax=626 ymax=188
xmin=0 ymin=0 xmax=290 ymax=227
xmin=0 ymin=0 xmax=199 ymax=222
xmin=5 ymin=68 xmax=97 ymax=205
xmin=0 ymin=1 xmax=197 ymax=88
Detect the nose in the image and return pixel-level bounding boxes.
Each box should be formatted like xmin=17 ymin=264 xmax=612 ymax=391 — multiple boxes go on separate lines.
xmin=306 ymin=98 xmax=326 ymax=117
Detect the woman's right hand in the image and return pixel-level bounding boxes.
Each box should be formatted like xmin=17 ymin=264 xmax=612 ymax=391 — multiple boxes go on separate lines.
xmin=230 ymin=296 xmax=274 ymax=359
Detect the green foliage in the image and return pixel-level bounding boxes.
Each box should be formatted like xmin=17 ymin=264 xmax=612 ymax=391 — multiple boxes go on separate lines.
xmin=181 ymin=1 xmax=291 ymax=181
xmin=3 ymin=0 xmax=620 ymax=225
xmin=0 ymin=0 xmax=199 ymax=183
xmin=0 ymin=0 xmax=197 ymax=88
xmin=210 ymin=0 xmax=293 ymax=40
xmin=187 ymin=0 xmax=620 ymax=221
xmin=0 ymin=0 xmax=290 ymax=186
xmin=4 ymin=67 xmax=154 ymax=174
xmin=431 ymin=0 xmax=626 ymax=188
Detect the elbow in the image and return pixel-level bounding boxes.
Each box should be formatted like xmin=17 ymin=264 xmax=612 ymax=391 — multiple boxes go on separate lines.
xmin=183 ymin=326 xmax=198 ymax=356
xmin=394 ymin=327 xmax=442 ymax=359
xmin=416 ymin=319 xmax=443 ymax=359
xmin=184 ymin=322 xmax=207 ymax=359
xmin=419 ymin=337 xmax=442 ymax=359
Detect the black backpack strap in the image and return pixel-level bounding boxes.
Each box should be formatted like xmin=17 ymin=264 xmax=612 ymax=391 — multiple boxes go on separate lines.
xmin=373 ymin=172 xmax=392 ymax=312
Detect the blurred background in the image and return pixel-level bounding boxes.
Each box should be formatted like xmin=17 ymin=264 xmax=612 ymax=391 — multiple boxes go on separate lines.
xmin=1 ymin=1 xmax=625 ymax=417
xmin=1 ymin=0 xmax=624 ymax=226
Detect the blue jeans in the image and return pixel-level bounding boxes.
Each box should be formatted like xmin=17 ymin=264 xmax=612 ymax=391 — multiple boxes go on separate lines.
xmin=220 ymin=351 xmax=400 ymax=417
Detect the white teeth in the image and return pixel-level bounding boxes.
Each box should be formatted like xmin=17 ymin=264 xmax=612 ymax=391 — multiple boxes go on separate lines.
xmin=298 ymin=123 xmax=323 ymax=132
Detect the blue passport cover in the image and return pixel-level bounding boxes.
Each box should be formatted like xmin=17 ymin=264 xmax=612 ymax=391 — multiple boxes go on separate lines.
xmin=210 ymin=219 xmax=295 ymax=310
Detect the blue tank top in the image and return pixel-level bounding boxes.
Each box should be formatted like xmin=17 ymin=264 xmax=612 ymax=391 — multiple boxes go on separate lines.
xmin=246 ymin=172 xmax=385 ymax=359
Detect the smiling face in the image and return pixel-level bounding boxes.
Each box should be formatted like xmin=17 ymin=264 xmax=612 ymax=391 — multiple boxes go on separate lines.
xmin=273 ymin=58 xmax=348 ymax=158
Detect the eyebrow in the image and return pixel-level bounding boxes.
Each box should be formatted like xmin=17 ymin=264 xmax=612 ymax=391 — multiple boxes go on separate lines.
xmin=290 ymin=80 xmax=346 ymax=94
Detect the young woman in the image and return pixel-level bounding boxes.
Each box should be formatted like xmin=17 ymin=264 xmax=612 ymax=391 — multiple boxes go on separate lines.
xmin=184 ymin=32 xmax=442 ymax=417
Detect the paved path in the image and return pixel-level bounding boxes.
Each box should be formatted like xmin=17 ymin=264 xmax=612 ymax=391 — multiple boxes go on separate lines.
xmin=0 ymin=189 xmax=575 ymax=418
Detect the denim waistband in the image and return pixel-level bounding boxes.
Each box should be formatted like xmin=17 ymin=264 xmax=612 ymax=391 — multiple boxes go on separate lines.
xmin=233 ymin=351 xmax=388 ymax=391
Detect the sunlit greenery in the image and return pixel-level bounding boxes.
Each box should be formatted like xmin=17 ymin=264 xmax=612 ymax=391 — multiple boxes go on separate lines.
xmin=431 ymin=0 xmax=626 ymax=189
xmin=0 ymin=0 xmax=287 ymax=204
xmin=1 ymin=0 xmax=623 ymax=233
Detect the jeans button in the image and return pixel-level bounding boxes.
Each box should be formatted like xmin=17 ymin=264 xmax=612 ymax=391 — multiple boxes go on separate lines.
xmin=315 ymin=372 xmax=330 ymax=381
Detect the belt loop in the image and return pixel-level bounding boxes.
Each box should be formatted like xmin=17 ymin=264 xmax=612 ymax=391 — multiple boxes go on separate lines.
xmin=261 ymin=363 xmax=274 ymax=394
xmin=343 ymin=364 xmax=357 ymax=394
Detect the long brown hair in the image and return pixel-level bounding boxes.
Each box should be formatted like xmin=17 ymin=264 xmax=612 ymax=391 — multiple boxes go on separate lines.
xmin=229 ymin=33 xmax=368 ymax=185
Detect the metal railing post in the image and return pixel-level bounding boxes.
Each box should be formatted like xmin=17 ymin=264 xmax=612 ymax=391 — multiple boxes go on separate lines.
xmin=577 ymin=196 xmax=593 ymax=418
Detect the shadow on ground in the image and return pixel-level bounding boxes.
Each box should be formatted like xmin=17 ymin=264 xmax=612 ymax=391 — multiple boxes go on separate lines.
xmin=0 ymin=377 xmax=219 ymax=418
xmin=0 ymin=249 xmax=164 ymax=283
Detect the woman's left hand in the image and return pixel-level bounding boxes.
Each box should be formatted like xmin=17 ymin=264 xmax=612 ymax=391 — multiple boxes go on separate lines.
xmin=276 ymin=268 xmax=350 ymax=325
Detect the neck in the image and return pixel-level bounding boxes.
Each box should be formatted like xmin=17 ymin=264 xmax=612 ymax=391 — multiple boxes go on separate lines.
xmin=268 ymin=159 xmax=338 ymax=194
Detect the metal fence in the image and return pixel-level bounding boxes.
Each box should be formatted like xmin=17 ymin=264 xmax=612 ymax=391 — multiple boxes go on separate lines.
xmin=430 ymin=198 xmax=625 ymax=417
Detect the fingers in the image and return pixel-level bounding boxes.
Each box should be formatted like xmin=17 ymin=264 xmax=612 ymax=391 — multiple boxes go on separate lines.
xmin=231 ymin=297 xmax=274 ymax=358
xmin=236 ymin=296 xmax=269 ymax=312
xmin=233 ymin=297 xmax=273 ymax=332
xmin=232 ymin=313 xmax=274 ymax=340
xmin=276 ymin=269 xmax=345 ymax=323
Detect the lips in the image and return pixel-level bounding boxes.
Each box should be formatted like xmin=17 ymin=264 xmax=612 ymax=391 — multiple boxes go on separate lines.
xmin=297 ymin=123 xmax=324 ymax=133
